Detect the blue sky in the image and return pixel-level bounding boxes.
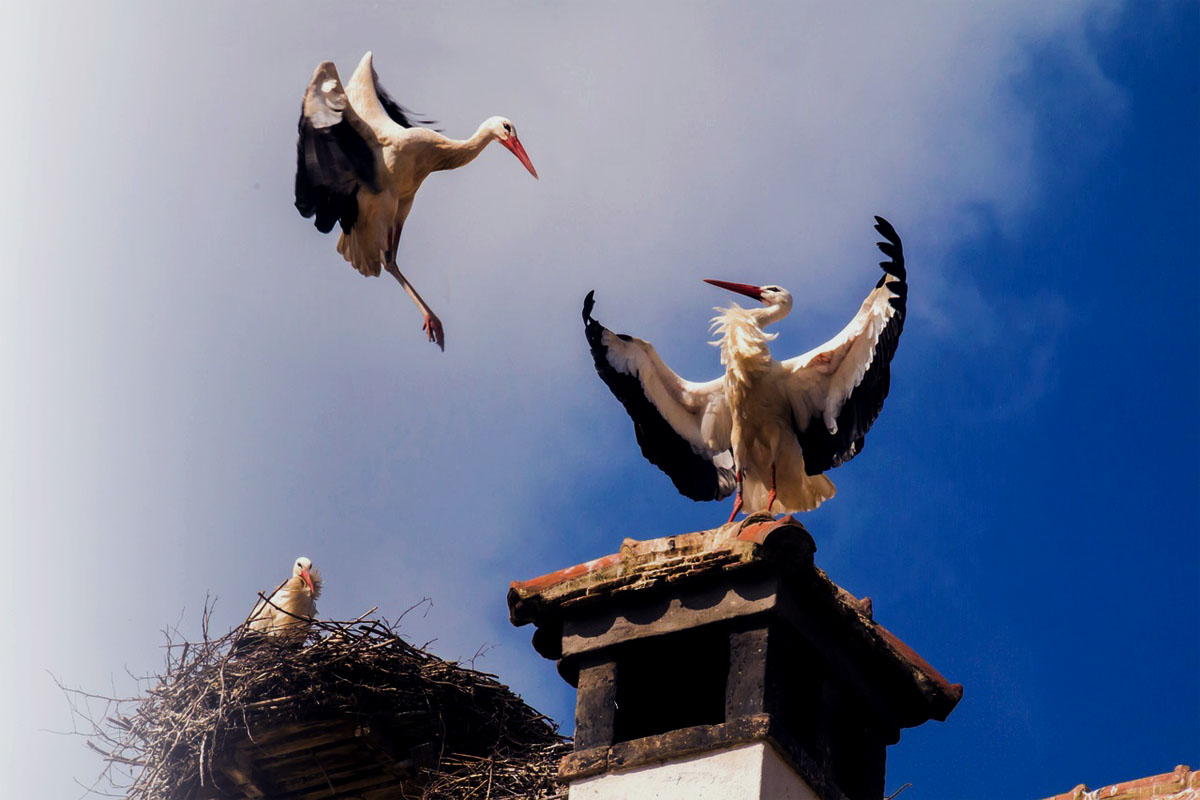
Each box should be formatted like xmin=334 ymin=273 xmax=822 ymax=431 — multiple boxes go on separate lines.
xmin=1 ymin=2 xmax=1196 ymax=798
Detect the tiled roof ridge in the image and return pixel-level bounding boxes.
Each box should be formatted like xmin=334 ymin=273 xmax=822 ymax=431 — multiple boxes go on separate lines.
xmin=507 ymin=514 xmax=811 ymax=622
xmin=1040 ymin=765 xmax=1199 ymax=800
xmin=507 ymin=514 xmax=963 ymax=711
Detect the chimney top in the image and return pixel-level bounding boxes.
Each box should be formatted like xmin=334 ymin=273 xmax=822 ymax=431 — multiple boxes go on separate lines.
xmin=509 ymin=515 xmax=961 ymax=719
xmin=509 ymin=515 xmax=963 ymax=800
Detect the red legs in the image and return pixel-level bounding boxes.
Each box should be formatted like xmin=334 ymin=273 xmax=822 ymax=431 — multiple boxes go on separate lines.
xmin=383 ymin=226 xmax=445 ymax=351
xmin=727 ymin=464 xmax=777 ymax=524
xmin=727 ymin=469 xmax=744 ymax=524
xmin=765 ymin=463 xmax=777 ymax=514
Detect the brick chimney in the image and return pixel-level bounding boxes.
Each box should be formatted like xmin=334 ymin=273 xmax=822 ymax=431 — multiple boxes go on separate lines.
xmin=508 ymin=515 xmax=963 ymax=800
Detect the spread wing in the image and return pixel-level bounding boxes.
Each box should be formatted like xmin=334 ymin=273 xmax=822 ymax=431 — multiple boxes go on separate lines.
xmin=294 ymin=61 xmax=379 ymax=235
xmin=583 ymin=292 xmax=736 ymax=501
xmin=783 ymin=216 xmax=908 ymax=474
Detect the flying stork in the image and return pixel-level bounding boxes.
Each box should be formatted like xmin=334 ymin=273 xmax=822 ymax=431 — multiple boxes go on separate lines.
xmin=583 ymin=217 xmax=907 ymax=520
xmin=247 ymin=556 xmax=322 ymax=638
xmin=295 ymin=52 xmax=539 ymax=350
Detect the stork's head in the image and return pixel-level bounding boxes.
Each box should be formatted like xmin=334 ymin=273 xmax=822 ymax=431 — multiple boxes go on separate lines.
xmin=293 ymin=556 xmax=318 ymax=595
xmin=484 ymin=116 xmax=538 ymax=179
xmin=705 ymin=280 xmax=793 ymax=312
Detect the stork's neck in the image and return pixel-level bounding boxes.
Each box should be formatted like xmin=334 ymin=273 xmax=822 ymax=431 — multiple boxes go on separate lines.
xmin=753 ymin=300 xmax=791 ymax=329
xmin=431 ymin=123 xmax=494 ymax=172
xmin=711 ymin=302 xmax=786 ymax=385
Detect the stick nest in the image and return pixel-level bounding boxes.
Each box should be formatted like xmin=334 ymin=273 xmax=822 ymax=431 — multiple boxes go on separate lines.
xmin=63 ymin=603 xmax=569 ymax=799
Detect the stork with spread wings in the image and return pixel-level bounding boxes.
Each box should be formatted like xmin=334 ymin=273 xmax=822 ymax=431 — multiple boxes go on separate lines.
xmin=583 ymin=217 xmax=907 ymax=520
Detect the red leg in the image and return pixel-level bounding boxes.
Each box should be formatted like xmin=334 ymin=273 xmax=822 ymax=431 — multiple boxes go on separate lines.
xmin=384 ymin=260 xmax=445 ymax=351
xmin=384 ymin=222 xmax=444 ymax=350
xmin=765 ymin=463 xmax=777 ymax=513
xmin=726 ymin=469 xmax=744 ymax=523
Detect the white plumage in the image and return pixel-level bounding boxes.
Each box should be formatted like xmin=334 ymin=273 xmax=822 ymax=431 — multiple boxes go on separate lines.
xmin=583 ymin=217 xmax=907 ymax=519
xmin=248 ymin=556 xmax=322 ymax=638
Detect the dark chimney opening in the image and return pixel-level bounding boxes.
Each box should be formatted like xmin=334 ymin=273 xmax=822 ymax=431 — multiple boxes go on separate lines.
xmin=613 ymin=626 xmax=729 ymax=743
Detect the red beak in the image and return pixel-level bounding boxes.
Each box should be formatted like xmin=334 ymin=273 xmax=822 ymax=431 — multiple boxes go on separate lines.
xmin=704 ymin=279 xmax=764 ymax=301
xmin=500 ymin=133 xmax=538 ymax=179
xmin=300 ymin=568 xmax=315 ymax=593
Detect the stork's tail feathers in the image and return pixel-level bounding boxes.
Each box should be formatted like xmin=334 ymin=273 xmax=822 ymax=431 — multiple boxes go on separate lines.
xmin=741 ymin=470 xmax=836 ymax=514
xmin=336 ymin=228 xmax=384 ymax=277
xmin=740 ymin=442 xmax=838 ymax=514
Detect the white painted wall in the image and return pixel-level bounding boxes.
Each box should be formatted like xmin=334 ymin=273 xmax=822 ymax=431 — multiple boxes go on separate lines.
xmin=568 ymin=742 xmax=818 ymax=800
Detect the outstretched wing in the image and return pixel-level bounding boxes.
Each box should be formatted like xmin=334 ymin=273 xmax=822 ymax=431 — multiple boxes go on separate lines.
xmin=294 ymin=62 xmax=379 ymax=235
xmin=783 ymin=216 xmax=908 ymax=474
xmin=583 ymin=292 xmax=736 ymax=501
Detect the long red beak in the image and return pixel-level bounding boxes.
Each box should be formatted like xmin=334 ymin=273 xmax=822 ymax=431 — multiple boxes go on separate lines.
xmin=704 ymin=279 xmax=764 ymax=301
xmin=300 ymin=568 xmax=315 ymax=593
xmin=500 ymin=134 xmax=538 ymax=179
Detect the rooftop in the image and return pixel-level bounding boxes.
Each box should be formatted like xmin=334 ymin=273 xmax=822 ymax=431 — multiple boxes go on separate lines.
xmin=1040 ymin=765 xmax=1199 ymax=800
xmin=508 ymin=513 xmax=963 ymax=725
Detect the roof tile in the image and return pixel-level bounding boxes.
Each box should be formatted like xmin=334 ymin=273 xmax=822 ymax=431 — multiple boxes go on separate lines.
xmin=1039 ymin=765 xmax=1198 ymax=800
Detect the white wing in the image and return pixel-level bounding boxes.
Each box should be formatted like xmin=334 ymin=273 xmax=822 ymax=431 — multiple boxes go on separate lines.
xmin=783 ymin=217 xmax=907 ymax=474
xmin=583 ymin=292 xmax=736 ymax=501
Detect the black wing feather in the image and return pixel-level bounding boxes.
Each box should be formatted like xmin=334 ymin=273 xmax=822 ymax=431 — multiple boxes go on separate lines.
xmin=794 ymin=216 xmax=907 ymax=475
xmin=583 ymin=292 xmax=736 ymax=502
xmin=294 ymin=66 xmax=379 ymax=235
xmin=374 ymin=74 xmax=438 ymax=131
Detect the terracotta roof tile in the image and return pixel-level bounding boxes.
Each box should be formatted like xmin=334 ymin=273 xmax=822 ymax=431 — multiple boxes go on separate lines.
xmin=1040 ymin=765 xmax=1199 ymax=800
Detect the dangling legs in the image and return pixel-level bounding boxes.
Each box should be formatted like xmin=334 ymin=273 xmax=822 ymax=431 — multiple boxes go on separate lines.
xmin=727 ymin=469 xmax=744 ymax=524
xmin=383 ymin=225 xmax=444 ymax=350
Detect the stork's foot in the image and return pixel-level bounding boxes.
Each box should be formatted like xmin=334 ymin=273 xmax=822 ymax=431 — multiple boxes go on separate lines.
xmin=422 ymin=312 xmax=445 ymax=351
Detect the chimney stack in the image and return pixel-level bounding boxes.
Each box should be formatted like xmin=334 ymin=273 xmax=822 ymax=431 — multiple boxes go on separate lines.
xmin=508 ymin=515 xmax=962 ymax=800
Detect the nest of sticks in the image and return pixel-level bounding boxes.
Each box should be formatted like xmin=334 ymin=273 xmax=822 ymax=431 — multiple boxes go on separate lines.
xmin=63 ymin=600 xmax=569 ymax=799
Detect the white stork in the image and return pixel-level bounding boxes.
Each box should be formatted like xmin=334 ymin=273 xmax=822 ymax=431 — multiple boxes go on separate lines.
xmin=295 ymin=52 xmax=538 ymax=350
xmin=583 ymin=217 xmax=907 ymax=520
xmin=247 ymin=556 xmax=322 ymax=638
